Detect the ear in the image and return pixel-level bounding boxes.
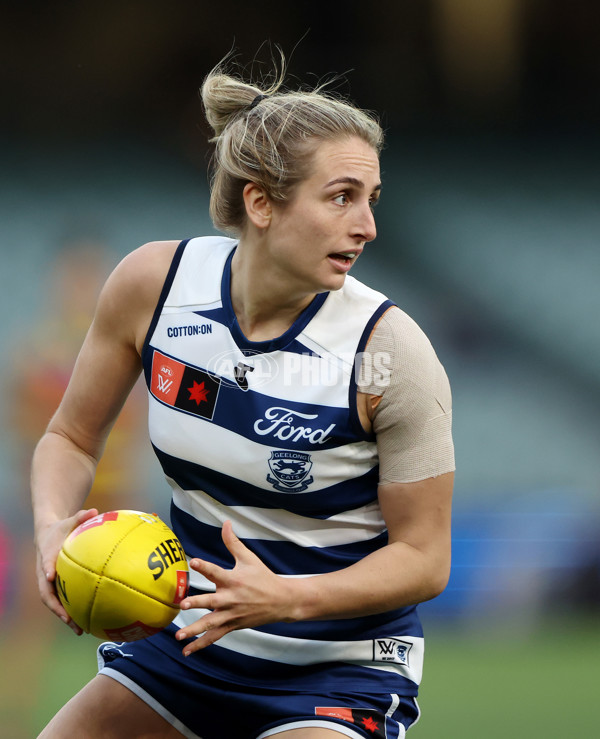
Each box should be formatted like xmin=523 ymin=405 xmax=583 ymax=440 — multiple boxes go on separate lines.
xmin=243 ymin=182 xmax=272 ymax=229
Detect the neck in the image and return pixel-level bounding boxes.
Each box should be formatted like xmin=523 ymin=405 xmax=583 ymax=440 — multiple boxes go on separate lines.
xmin=230 ymin=238 xmax=316 ymax=342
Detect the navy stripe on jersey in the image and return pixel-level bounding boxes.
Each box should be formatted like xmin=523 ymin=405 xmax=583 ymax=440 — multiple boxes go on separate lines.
xmin=251 ymin=607 xmax=422 ymax=642
xmin=141 ymin=239 xmax=188 ymax=372
xmin=149 ymin=346 xmax=358 ymax=450
xmin=153 ymin=625 xmax=420 ymax=694
xmin=275 ymin=338 xmax=321 ymax=357
xmin=155 ymin=447 xmax=379 ymax=517
xmin=184 ymin=581 xmax=421 ymax=642
xmin=190 ymin=312 xmax=321 ymax=362
xmin=171 ymin=501 xmax=387 ymax=576
xmin=348 ymin=298 xmax=396 ymax=438
xmin=193 ymin=306 xmax=229 ymax=327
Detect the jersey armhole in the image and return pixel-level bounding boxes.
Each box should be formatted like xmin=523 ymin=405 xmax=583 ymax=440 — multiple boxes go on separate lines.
xmin=141 ymin=239 xmax=189 ymax=379
xmin=348 ymin=299 xmax=396 ymax=439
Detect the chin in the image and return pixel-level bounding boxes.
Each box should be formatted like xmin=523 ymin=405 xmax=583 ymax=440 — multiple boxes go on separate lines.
xmin=304 ymin=267 xmax=349 ymax=295
xmin=325 ymin=273 xmax=349 ymax=292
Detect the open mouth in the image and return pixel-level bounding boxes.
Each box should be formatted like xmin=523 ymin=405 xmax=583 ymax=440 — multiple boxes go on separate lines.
xmin=328 ymin=251 xmax=358 ymax=269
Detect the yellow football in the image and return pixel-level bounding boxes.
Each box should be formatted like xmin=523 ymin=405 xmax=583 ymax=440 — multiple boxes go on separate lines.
xmin=55 ymin=510 xmax=189 ymax=641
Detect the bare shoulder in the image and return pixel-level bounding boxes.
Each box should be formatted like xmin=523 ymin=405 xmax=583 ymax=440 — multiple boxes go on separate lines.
xmin=113 ymin=240 xmax=179 ymax=291
xmin=95 ymin=240 xmax=180 ymax=352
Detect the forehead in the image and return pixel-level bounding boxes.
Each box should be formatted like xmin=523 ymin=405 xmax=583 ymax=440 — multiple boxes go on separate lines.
xmin=306 ymin=136 xmax=380 ymax=186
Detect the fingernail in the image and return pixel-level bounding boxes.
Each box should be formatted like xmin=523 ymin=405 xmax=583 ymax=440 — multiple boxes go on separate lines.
xmin=61 ymin=615 xmax=69 ymax=623
xmin=183 ymin=649 xmax=190 ymax=657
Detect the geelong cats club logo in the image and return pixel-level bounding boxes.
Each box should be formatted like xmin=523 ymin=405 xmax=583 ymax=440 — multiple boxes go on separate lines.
xmin=267 ymin=451 xmax=314 ymax=493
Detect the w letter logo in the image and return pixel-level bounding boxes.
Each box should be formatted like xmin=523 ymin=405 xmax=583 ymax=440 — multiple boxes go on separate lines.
xmin=157 ymin=374 xmax=173 ymax=395
xmin=373 ymin=637 xmax=412 ymax=665
xmin=150 ymin=351 xmax=185 ymax=403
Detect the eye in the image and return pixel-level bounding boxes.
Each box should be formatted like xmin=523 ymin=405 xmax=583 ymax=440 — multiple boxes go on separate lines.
xmin=369 ymin=195 xmax=380 ymax=211
xmin=333 ymin=193 xmax=349 ymax=206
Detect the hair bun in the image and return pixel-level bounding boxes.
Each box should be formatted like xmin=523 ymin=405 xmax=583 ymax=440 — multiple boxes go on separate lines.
xmin=201 ymin=72 xmax=264 ymax=138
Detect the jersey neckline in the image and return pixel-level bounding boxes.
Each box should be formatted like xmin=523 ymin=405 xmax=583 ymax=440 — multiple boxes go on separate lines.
xmin=221 ymin=246 xmax=329 ymax=355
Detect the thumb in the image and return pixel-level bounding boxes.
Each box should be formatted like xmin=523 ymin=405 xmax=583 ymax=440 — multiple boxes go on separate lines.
xmin=71 ymin=507 xmax=99 ymax=529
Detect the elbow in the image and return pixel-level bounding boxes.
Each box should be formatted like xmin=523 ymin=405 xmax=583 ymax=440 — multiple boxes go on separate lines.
xmin=420 ymin=559 xmax=451 ymax=603
xmin=430 ymin=570 xmax=450 ymax=600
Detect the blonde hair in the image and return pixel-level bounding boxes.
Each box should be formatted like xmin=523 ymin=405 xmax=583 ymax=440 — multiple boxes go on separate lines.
xmin=201 ymin=55 xmax=384 ymax=235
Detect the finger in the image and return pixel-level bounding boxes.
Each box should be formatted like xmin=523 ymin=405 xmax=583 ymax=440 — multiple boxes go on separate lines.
xmin=221 ymin=520 xmax=251 ymax=562
xmin=41 ymin=553 xmax=57 ymax=581
xmin=175 ymin=608 xmax=221 ymax=643
xmin=66 ymin=618 xmax=84 ymax=635
xmin=38 ymin=572 xmax=83 ymax=633
xmin=178 ymin=615 xmax=234 ymax=655
xmin=188 ymin=557 xmax=229 ymax=586
xmin=183 ymin=626 xmax=230 ymax=655
xmin=71 ymin=507 xmax=99 ymax=529
xmin=179 ymin=591 xmax=217 ymax=613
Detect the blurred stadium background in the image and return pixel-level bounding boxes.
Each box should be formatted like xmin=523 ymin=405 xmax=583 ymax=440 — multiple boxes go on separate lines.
xmin=1 ymin=1 xmax=599 ymax=736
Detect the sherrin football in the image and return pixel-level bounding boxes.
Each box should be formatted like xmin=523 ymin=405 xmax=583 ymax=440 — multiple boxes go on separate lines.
xmin=55 ymin=510 xmax=189 ymax=641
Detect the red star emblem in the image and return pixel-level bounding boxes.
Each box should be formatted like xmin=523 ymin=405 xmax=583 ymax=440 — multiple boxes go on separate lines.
xmin=188 ymin=380 xmax=210 ymax=405
xmin=362 ymin=716 xmax=380 ymax=733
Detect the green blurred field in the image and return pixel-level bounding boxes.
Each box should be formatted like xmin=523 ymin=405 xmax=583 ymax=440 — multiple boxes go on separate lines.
xmin=9 ymin=616 xmax=599 ymax=737
xmin=413 ymin=618 xmax=599 ymax=737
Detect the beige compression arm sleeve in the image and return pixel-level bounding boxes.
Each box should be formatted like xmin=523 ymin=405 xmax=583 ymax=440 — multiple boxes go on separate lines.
xmin=357 ymin=306 xmax=455 ymax=484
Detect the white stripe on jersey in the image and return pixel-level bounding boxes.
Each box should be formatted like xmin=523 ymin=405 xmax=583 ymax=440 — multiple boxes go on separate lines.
xmin=171 ymin=484 xmax=386 ymax=547
xmin=150 ymin=400 xmax=378 ymax=492
xmin=161 ymin=299 xmax=223 ymax=315
xmin=173 ymin=607 xmax=425 ymax=685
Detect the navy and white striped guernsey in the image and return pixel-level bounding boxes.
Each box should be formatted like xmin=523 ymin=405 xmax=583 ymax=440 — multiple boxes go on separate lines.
xmin=140 ymin=236 xmax=424 ymax=695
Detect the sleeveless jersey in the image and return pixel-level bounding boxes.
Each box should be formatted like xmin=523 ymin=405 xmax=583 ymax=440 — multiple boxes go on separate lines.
xmin=141 ymin=236 xmax=425 ymax=695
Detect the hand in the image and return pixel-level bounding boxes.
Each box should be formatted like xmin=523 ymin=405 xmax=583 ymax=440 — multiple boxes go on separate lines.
xmin=175 ymin=520 xmax=296 ymax=656
xmin=35 ymin=507 xmax=99 ymax=634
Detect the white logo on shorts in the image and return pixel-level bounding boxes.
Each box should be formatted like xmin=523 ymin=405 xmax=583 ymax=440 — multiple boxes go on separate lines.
xmin=373 ymin=638 xmax=412 ymax=666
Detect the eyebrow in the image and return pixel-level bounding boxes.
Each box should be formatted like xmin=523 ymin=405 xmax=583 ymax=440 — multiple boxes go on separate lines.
xmin=324 ymin=177 xmax=382 ymax=192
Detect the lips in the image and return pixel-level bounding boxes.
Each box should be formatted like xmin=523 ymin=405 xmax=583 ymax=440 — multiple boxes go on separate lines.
xmin=332 ymin=252 xmax=353 ymax=262
xmin=328 ymin=254 xmax=355 ymax=272
xmin=327 ymin=252 xmax=357 ymax=272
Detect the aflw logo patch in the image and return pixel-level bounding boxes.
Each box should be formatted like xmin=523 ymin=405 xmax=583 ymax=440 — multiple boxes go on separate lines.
xmin=373 ymin=637 xmax=413 ymax=666
xmin=150 ymin=349 xmax=220 ymax=420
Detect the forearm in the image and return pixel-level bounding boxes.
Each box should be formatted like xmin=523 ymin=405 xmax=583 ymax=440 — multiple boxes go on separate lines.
xmin=180 ymin=531 xmax=450 ymax=654
xmin=31 ymin=430 xmax=99 ymax=538
xmin=288 ymin=539 xmax=450 ymax=622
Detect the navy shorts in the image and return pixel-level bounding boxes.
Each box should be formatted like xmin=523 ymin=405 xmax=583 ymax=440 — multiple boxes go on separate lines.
xmin=98 ymin=639 xmax=420 ymax=739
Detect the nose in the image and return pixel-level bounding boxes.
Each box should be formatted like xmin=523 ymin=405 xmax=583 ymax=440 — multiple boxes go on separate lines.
xmin=354 ymin=202 xmax=377 ymax=243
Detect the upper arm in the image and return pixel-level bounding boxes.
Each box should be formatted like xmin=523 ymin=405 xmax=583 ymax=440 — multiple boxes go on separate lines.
xmin=364 ymin=308 xmax=455 ymax=593
xmin=47 ymin=240 xmax=178 ymax=458
xmin=358 ymin=306 xmax=455 ymax=484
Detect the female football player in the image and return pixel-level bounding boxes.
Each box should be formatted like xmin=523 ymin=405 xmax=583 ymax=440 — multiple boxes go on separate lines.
xmin=32 ymin=54 xmax=454 ymax=738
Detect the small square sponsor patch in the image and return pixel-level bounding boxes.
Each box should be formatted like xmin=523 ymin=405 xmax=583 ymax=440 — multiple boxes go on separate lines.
xmin=373 ymin=637 xmax=412 ymax=666
xmin=151 ymin=351 xmax=186 ymax=404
